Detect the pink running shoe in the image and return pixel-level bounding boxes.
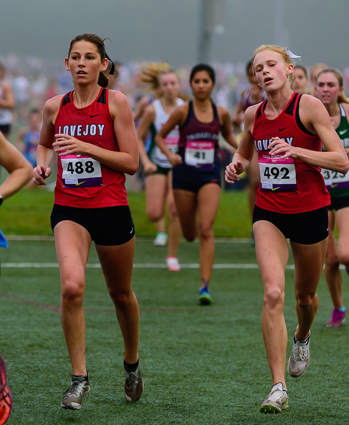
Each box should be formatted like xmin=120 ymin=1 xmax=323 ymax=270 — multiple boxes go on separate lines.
xmin=326 ymin=308 xmax=346 ymax=328
xmin=0 ymin=356 xmax=12 ymax=425
xmin=166 ymin=257 xmax=180 ymax=271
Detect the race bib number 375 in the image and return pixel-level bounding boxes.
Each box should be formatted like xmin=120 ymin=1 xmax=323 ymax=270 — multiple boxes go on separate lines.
xmin=259 ymin=156 xmax=297 ymax=192
xmin=62 ymin=155 xmax=102 ymax=188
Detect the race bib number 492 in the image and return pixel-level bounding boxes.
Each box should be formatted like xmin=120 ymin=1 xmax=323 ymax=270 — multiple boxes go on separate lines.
xmin=259 ymin=156 xmax=297 ymax=192
xmin=61 ymin=155 xmax=102 ymax=188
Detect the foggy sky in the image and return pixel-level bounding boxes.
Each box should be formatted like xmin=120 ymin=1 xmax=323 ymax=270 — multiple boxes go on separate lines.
xmin=1 ymin=0 xmax=348 ymax=69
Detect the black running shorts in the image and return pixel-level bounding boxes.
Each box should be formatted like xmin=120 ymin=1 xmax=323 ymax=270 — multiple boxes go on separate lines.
xmin=51 ymin=204 xmax=135 ymax=246
xmin=328 ymin=196 xmax=349 ymax=211
xmin=253 ymin=205 xmax=328 ymax=245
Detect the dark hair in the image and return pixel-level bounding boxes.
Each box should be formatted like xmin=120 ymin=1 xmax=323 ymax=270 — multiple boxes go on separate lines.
xmin=29 ymin=108 xmax=40 ymax=115
xmin=189 ymin=64 xmax=215 ymax=84
xmin=246 ymin=59 xmax=253 ymax=74
xmin=294 ymin=65 xmax=308 ymax=79
xmin=68 ymin=33 xmax=110 ymax=88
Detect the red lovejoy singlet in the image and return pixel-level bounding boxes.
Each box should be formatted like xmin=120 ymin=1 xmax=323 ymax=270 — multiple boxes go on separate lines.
xmin=252 ymin=92 xmax=329 ymax=214
xmin=54 ymin=88 xmax=128 ymax=208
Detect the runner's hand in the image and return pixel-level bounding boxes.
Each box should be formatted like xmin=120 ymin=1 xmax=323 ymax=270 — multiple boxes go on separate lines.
xmin=225 ymin=161 xmax=244 ymax=183
xmin=33 ymin=165 xmax=51 ymax=185
xmin=143 ymin=160 xmax=157 ymax=174
xmin=168 ymin=153 xmax=182 ymax=167
xmin=269 ymin=137 xmax=297 ymax=159
xmin=53 ymin=134 xmax=88 ymax=156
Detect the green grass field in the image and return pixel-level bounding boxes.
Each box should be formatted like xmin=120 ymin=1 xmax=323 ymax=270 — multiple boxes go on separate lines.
xmin=0 ymin=187 xmax=251 ymax=238
xmin=0 ymin=238 xmax=347 ymax=424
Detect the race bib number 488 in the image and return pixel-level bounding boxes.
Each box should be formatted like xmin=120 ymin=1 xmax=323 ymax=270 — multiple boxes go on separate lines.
xmin=62 ymin=155 xmax=102 ymax=188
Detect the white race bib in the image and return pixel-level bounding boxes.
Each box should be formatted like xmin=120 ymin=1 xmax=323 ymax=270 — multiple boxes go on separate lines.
xmin=185 ymin=140 xmax=214 ymax=167
xmin=321 ymin=168 xmax=349 ymax=190
xmin=62 ymin=155 xmax=102 ymax=188
xmin=154 ymin=136 xmax=179 ymax=168
xmin=259 ymin=155 xmax=297 ymax=192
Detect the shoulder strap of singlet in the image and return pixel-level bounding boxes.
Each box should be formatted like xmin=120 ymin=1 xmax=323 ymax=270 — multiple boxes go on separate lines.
xmin=295 ymin=93 xmax=317 ymax=136
xmin=211 ymin=100 xmax=219 ymax=119
xmin=255 ymin=100 xmax=267 ymax=119
xmin=181 ymin=100 xmax=193 ymax=129
xmin=284 ymin=92 xmax=297 ymax=116
xmin=153 ymin=98 xmax=162 ymax=116
xmin=339 ymin=103 xmax=346 ymax=118
xmin=97 ymin=87 xmax=107 ymax=104
xmin=61 ymin=92 xmax=71 ymax=108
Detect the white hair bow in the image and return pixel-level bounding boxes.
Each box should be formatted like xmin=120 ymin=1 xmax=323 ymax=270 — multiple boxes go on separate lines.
xmin=286 ymin=48 xmax=302 ymax=60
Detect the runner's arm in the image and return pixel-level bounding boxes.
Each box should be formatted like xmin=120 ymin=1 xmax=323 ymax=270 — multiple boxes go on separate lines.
xmin=0 ymin=132 xmax=32 ymax=197
xmin=269 ymin=96 xmax=349 ymax=173
xmin=219 ymin=107 xmax=239 ymax=149
xmin=136 ymin=105 xmax=156 ymax=168
xmin=155 ymin=106 xmax=187 ymax=166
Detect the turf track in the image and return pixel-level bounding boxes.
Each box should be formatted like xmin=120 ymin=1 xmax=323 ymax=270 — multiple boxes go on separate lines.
xmin=0 ymin=239 xmax=348 ymax=424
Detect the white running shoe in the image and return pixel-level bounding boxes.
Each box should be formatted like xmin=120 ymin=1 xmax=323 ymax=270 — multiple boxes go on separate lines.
xmin=288 ymin=331 xmax=310 ymax=377
xmin=166 ymin=257 xmax=180 ymax=271
xmin=260 ymin=383 xmax=289 ymax=413
xmin=153 ymin=232 xmax=168 ymax=246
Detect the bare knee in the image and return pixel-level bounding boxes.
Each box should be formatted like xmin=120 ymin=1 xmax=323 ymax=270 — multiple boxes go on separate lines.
xmin=183 ymin=231 xmax=196 ymax=242
xmin=199 ymin=222 xmax=214 ymax=241
xmin=110 ymin=290 xmax=133 ymax=309
xmin=146 ymin=206 xmax=163 ymax=222
xmin=295 ymin=291 xmax=317 ymax=307
xmin=61 ymin=279 xmax=85 ymax=304
xmin=263 ymin=285 xmax=285 ymax=310
xmin=325 ymin=253 xmax=340 ymax=270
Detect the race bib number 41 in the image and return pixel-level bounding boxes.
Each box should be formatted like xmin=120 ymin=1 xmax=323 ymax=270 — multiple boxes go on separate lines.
xmin=62 ymin=155 xmax=102 ymax=188
xmin=259 ymin=156 xmax=297 ymax=192
xmin=185 ymin=140 xmax=214 ymax=167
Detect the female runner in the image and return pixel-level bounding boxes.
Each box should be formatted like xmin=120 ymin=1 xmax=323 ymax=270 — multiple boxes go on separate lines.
xmin=156 ymin=64 xmax=238 ymax=303
xmin=137 ymin=64 xmax=183 ymax=271
xmin=232 ymin=60 xmax=267 ymax=245
xmin=290 ymin=65 xmax=309 ymax=94
xmin=316 ymin=68 xmax=349 ymax=327
xmin=133 ymin=66 xmax=167 ymax=245
xmin=225 ymin=45 xmax=348 ymax=413
xmin=33 ymin=33 xmax=143 ymax=410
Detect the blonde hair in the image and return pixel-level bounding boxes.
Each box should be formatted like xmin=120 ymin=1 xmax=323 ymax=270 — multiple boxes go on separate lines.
xmin=317 ymin=68 xmax=349 ymax=104
xmin=310 ymin=63 xmax=327 ymax=79
xmin=252 ymin=45 xmax=295 ymax=83
xmin=139 ymin=62 xmax=178 ymax=91
xmin=138 ymin=62 xmax=189 ymax=100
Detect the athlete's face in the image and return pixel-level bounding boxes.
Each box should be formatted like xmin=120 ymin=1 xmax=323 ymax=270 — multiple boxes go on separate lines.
xmin=159 ymin=73 xmax=180 ymax=101
xmin=29 ymin=112 xmax=41 ymax=129
xmin=316 ymin=72 xmax=343 ymax=106
xmin=190 ymin=71 xmax=214 ymax=100
xmin=254 ymin=50 xmax=293 ymax=92
xmin=65 ymin=40 xmax=108 ymax=85
xmin=291 ymin=68 xmax=308 ymax=94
